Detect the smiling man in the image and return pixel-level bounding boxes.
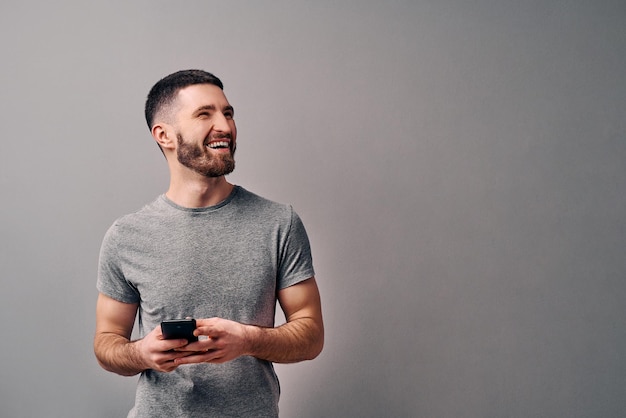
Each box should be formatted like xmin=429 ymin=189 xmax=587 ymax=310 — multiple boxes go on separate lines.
xmin=94 ymin=70 xmax=324 ymax=417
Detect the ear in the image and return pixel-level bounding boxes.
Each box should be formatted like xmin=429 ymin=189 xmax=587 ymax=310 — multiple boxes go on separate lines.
xmin=151 ymin=123 xmax=175 ymax=151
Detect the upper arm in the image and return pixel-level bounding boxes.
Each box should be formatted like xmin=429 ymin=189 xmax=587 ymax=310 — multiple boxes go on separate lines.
xmin=277 ymin=277 xmax=323 ymax=326
xmin=95 ymin=293 xmax=139 ymax=339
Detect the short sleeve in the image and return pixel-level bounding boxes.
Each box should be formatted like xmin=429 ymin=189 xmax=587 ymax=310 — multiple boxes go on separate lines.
xmin=96 ymin=222 xmax=140 ymax=303
xmin=276 ymin=207 xmax=315 ymax=290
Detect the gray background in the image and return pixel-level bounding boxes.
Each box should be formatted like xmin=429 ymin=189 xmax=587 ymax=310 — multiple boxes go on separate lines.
xmin=1 ymin=1 xmax=625 ymax=417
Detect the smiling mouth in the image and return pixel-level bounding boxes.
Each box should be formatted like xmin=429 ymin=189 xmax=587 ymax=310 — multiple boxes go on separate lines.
xmin=206 ymin=140 xmax=230 ymax=149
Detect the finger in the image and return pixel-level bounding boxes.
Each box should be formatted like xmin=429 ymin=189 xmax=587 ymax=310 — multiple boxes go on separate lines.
xmin=182 ymin=336 xmax=217 ymax=351
xmin=162 ymin=338 xmax=191 ymax=350
xmin=194 ymin=318 xmax=223 ymax=334
xmin=174 ymin=349 xmax=221 ymax=365
xmin=159 ymin=350 xmax=196 ymax=367
xmin=194 ymin=317 xmax=218 ymax=326
xmin=193 ymin=326 xmax=215 ymax=338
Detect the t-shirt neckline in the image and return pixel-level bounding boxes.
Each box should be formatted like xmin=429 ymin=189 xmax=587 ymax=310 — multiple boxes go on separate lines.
xmin=159 ymin=185 xmax=240 ymax=212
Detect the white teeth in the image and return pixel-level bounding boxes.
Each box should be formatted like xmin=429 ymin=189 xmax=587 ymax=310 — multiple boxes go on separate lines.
xmin=207 ymin=141 xmax=229 ymax=149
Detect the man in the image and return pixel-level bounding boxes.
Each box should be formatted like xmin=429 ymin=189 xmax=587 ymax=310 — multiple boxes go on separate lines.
xmin=94 ymin=70 xmax=324 ymax=417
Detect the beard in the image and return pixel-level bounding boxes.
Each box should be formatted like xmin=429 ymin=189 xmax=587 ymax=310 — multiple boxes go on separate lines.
xmin=176 ymin=132 xmax=236 ymax=177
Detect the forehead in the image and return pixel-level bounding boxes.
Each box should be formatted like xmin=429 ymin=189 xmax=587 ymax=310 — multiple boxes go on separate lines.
xmin=175 ymin=83 xmax=230 ymax=113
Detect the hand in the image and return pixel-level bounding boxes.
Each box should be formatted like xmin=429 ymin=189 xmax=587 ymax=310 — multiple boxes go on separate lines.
xmin=173 ymin=317 xmax=251 ymax=365
xmin=135 ymin=324 xmax=199 ymax=373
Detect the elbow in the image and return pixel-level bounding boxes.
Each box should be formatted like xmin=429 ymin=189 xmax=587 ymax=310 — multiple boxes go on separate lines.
xmin=308 ymin=342 xmax=323 ymax=360
xmin=95 ymin=355 xmax=139 ymax=377
xmin=93 ymin=339 xmax=108 ymax=371
xmin=306 ymin=328 xmax=324 ymax=360
xmin=94 ymin=351 xmax=116 ymax=374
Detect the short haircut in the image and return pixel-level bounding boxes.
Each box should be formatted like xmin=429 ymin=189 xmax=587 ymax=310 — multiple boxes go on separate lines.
xmin=145 ymin=69 xmax=224 ymax=130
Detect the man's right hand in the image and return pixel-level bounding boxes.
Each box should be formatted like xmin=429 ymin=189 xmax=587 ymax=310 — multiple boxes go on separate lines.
xmin=134 ymin=325 xmax=197 ymax=373
xmin=95 ymin=293 xmax=199 ymax=376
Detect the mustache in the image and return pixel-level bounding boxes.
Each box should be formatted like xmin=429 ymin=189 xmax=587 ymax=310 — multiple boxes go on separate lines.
xmin=209 ymin=133 xmax=232 ymax=140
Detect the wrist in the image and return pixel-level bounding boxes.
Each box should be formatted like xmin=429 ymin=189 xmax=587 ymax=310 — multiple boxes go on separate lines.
xmin=242 ymin=323 xmax=261 ymax=357
xmin=129 ymin=338 xmax=149 ymax=372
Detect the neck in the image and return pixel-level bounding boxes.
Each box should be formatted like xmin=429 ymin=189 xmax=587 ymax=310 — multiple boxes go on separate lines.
xmin=165 ymin=174 xmax=234 ymax=208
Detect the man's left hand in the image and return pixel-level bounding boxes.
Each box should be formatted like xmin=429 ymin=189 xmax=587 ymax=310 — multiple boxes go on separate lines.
xmin=173 ymin=317 xmax=251 ymax=364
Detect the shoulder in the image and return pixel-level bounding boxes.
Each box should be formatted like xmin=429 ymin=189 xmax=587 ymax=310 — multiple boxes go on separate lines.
xmin=232 ymin=187 xmax=308 ymax=234
xmin=102 ymin=197 xmax=167 ymax=241
xmin=234 ymin=187 xmax=293 ymax=216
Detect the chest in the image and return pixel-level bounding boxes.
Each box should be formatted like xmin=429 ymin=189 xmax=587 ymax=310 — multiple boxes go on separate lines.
xmin=120 ymin=219 xmax=282 ymax=323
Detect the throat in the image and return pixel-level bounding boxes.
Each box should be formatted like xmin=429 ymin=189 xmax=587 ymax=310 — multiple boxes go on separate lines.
xmin=166 ymin=178 xmax=234 ymax=208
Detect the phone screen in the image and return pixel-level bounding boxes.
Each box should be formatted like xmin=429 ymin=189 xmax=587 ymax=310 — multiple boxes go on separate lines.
xmin=161 ymin=319 xmax=198 ymax=342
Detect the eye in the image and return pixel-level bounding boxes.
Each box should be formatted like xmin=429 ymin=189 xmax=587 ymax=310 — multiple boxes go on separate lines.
xmin=224 ymin=112 xmax=234 ymax=120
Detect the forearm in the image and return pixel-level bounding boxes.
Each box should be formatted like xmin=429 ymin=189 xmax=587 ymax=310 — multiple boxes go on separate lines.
xmin=245 ymin=316 xmax=324 ymax=363
xmin=94 ymin=332 xmax=147 ymax=376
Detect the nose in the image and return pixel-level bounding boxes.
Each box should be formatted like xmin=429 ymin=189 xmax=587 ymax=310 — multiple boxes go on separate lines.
xmin=212 ymin=112 xmax=232 ymax=134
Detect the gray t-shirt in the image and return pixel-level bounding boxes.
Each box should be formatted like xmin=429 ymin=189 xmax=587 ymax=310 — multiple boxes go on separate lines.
xmin=97 ymin=186 xmax=315 ymax=417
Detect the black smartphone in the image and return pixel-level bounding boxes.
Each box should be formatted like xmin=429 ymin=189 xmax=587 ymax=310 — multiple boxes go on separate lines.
xmin=161 ymin=318 xmax=198 ymax=342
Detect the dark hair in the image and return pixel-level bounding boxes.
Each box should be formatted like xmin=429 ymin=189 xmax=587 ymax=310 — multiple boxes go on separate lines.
xmin=144 ymin=69 xmax=224 ymax=129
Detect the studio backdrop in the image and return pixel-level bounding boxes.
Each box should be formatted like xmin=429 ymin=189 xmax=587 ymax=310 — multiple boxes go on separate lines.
xmin=1 ymin=1 xmax=625 ymax=417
